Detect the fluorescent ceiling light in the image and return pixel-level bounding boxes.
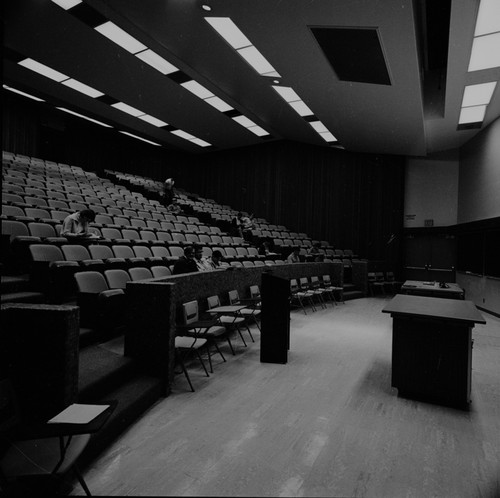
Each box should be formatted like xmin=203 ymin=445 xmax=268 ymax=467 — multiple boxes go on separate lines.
xmin=204 ymin=96 xmax=234 ymax=112
xmin=247 ymin=126 xmax=269 ymax=137
xmin=119 ymin=131 xmax=160 ymax=146
xmin=309 ymin=121 xmax=329 ymax=133
xmin=111 ymin=102 xmax=145 ymax=117
xmin=468 ymin=32 xmax=500 ymax=71
xmin=232 ymin=115 xmax=256 ymax=128
xmin=319 ymin=132 xmax=337 ymax=142
xmin=181 ymin=80 xmax=214 ymax=99
xmin=19 ymin=58 xmax=68 ymax=82
xmin=462 ymin=82 xmax=497 ymax=107
xmin=57 ymin=107 xmax=112 ymax=127
xmin=61 ymin=78 xmax=104 ymax=98
xmin=205 ymin=17 xmax=251 ymax=49
xmin=190 ymin=138 xmax=212 ymax=147
xmin=474 ymin=0 xmax=500 ymax=36
xmin=3 ymin=85 xmax=45 ymax=102
xmin=95 ymin=21 xmax=147 ymax=54
xmin=51 ymin=0 xmax=82 ymax=9
xmin=237 ymin=46 xmax=281 ymax=77
xmin=135 ymin=49 xmax=178 ymax=75
xmin=289 ymin=100 xmax=314 ymax=117
xmin=459 ymin=105 xmax=487 ymax=124
xmin=171 ymin=129 xmax=196 ymax=140
xmin=272 ymin=86 xmax=301 ymax=103
xmin=138 ymin=115 xmax=169 ymax=127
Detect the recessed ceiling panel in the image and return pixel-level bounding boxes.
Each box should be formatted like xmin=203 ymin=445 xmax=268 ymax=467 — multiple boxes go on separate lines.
xmin=310 ymin=27 xmax=391 ymax=85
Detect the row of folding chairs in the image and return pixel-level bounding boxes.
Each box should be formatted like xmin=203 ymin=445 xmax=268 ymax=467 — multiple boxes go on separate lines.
xmin=367 ymin=271 xmax=402 ymax=295
xmin=290 ymin=276 xmax=344 ymax=314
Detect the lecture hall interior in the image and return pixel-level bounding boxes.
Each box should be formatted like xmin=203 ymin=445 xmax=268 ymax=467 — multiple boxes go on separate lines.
xmin=1 ymin=0 xmax=500 ymax=497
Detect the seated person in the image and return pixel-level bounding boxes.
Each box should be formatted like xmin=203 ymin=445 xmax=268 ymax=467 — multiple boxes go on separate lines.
xmin=61 ymin=209 xmax=99 ymax=239
xmin=287 ymin=247 xmax=301 ymax=263
xmin=163 ymin=178 xmax=175 ymax=207
xmin=207 ymin=250 xmax=224 ymax=269
xmin=308 ymin=242 xmax=324 ymax=262
xmin=172 ymin=246 xmax=198 ymax=275
xmin=194 ymin=245 xmax=212 ymax=272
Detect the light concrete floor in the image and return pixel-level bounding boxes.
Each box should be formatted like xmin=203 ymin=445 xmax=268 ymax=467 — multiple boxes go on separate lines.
xmin=74 ymin=297 xmax=500 ymax=497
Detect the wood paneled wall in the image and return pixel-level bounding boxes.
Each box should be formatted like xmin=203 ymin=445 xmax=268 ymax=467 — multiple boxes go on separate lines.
xmin=3 ymin=91 xmax=405 ymax=265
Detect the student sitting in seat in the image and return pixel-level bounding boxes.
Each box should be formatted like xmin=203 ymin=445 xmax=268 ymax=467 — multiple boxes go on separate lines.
xmin=308 ymin=242 xmax=324 ymax=262
xmin=61 ymin=209 xmax=100 ymax=239
xmin=172 ymin=245 xmax=199 ymax=275
xmin=287 ymin=247 xmax=301 ymax=263
xmin=206 ymin=250 xmax=224 ymax=269
xmin=194 ymin=245 xmax=212 ymax=272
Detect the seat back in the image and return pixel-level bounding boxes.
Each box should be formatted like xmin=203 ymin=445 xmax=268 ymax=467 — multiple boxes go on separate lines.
xmin=182 ymin=300 xmax=199 ymax=324
xmin=112 ymin=245 xmax=135 ymax=259
xmin=207 ymin=295 xmax=221 ymax=309
xmin=133 ymin=245 xmax=153 ymax=258
xmin=129 ymin=267 xmax=153 ymax=281
xmin=88 ymin=244 xmax=114 ymax=260
xmin=28 ymin=222 xmax=57 ymax=238
xmin=228 ymin=290 xmax=239 ymax=304
xmin=74 ymin=271 xmax=109 ymax=294
xmin=29 ymin=243 xmax=64 ymax=262
xmin=151 ymin=265 xmax=171 ymax=278
xmin=249 ymin=285 xmax=260 ymax=299
xmin=104 ymin=269 xmax=131 ymax=289
xmin=61 ymin=244 xmax=91 ymax=262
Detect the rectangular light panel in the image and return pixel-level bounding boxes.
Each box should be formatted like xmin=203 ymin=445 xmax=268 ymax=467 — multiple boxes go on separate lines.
xmin=62 ymin=78 xmax=104 ymax=98
xmin=95 ymin=21 xmax=147 ymax=54
xmin=204 ymin=96 xmax=233 ymax=112
xmin=3 ymin=85 xmax=45 ymax=102
xmin=247 ymin=126 xmax=269 ymax=137
xmin=111 ymin=102 xmax=145 ymax=117
xmin=474 ymin=0 xmax=500 ymax=36
xmin=171 ymin=129 xmax=196 ymax=140
xmin=57 ymin=107 xmax=112 ymax=127
xmin=289 ymin=100 xmax=314 ymax=117
xmin=468 ymin=32 xmax=500 ymax=71
xmin=19 ymin=58 xmax=68 ymax=82
xmin=138 ymin=115 xmax=169 ymax=127
xmin=51 ymin=0 xmax=82 ymax=9
xmin=232 ymin=115 xmax=256 ymax=128
xmin=237 ymin=46 xmax=281 ymax=77
xmin=459 ymin=105 xmax=487 ymax=123
xmin=136 ymin=49 xmax=178 ymax=75
xmin=119 ymin=131 xmax=160 ymax=146
xmin=319 ymin=132 xmax=337 ymax=142
xmin=462 ymin=82 xmax=497 ymax=107
xmin=309 ymin=121 xmax=329 ymax=133
xmin=190 ymin=138 xmax=212 ymax=147
xmin=181 ymin=80 xmax=214 ymax=99
xmin=272 ymin=86 xmax=301 ymax=103
xmin=205 ymin=17 xmax=251 ymax=49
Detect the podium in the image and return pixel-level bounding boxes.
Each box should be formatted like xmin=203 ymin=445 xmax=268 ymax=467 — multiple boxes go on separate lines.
xmin=260 ymin=272 xmax=290 ymax=364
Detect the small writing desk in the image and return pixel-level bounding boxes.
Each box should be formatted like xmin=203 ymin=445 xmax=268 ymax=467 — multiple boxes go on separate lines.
xmin=401 ymin=280 xmax=465 ymax=299
xmin=382 ymin=294 xmax=485 ymax=408
xmin=206 ymin=305 xmax=246 ymax=314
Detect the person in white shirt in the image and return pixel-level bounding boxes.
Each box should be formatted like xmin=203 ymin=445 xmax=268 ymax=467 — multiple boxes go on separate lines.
xmin=287 ymin=247 xmax=301 ymax=263
xmin=61 ymin=209 xmax=98 ymax=239
xmin=194 ymin=245 xmax=213 ymax=271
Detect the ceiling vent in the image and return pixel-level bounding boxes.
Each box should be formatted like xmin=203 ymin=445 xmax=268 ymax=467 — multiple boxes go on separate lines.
xmin=310 ymin=26 xmax=391 ymax=85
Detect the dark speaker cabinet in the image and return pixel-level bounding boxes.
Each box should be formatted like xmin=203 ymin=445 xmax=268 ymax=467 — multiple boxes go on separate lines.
xmin=260 ymin=272 xmax=291 ymax=364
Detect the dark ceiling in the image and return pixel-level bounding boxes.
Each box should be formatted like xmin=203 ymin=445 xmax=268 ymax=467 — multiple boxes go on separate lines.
xmin=3 ymin=0 xmax=500 ymax=156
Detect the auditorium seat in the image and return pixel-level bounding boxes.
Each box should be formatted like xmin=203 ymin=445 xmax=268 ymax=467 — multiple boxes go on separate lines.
xmin=74 ymin=270 xmax=126 ymax=337
xmin=128 ymin=267 xmax=153 ymax=281
xmin=104 ymin=269 xmax=131 ymax=290
xmin=290 ymin=278 xmax=316 ymax=314
xmin=111 ymin=245 xmax=148 ymax=267
xmin=28 ymin=222 xmax=67 ymax=245
xmin=151 ymin=265 xmax=172 ymax=278
xmin=87 ymin=244 xmax=127 ymax=270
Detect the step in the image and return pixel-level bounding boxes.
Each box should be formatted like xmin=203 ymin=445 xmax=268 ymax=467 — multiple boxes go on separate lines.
xmin=79 ymin=374 xmax=164 ymax=466
xmin=343 ymin=290 xmax=365 ymax=301
xmin=78 ymin=344 xmax=139 ymax=400
xmin=1 ymin=274 xmax=30 ymax=293
xmin=0 ymin=291 xmax=47 ymax=304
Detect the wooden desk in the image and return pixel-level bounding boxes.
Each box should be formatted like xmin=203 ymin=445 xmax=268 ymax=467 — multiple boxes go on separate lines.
xmin=401 ymin=280 xmax=465 ymax=299
xmin=382 ymin=294 xmax=485 ymax=408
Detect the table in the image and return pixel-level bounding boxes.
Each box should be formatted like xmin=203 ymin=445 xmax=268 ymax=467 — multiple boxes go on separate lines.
xmin=382 ymin=294 xmax=485 ymax=408
xmin=401 ymin=280 xmax=465 ymax=299
xmin=206 ymin=305 xmax=246 ymax=314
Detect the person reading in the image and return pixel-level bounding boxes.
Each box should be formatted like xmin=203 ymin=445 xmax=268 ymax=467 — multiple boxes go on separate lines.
xmin=61 ymin=209 xmax=100 ymax=239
